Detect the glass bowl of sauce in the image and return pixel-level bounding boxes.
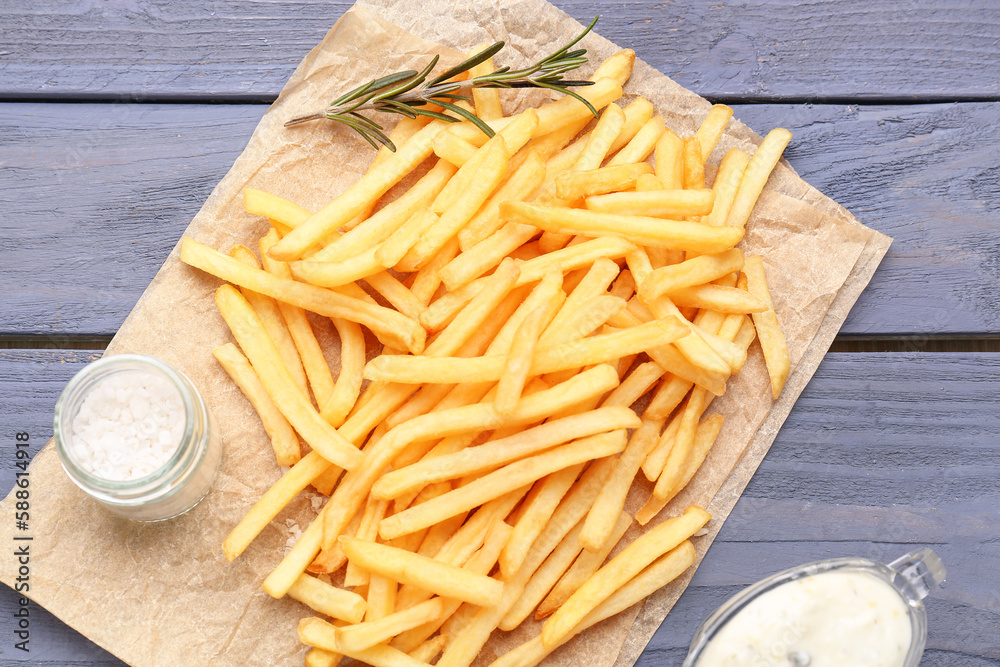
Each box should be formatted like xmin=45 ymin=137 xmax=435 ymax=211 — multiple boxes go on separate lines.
xmin=683 ymin=547 xmax=946 ymax=667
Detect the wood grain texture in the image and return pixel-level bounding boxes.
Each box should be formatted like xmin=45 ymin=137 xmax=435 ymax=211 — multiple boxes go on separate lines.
xmin=643 ymin=352 xmax=1000 ymax=666
xmin=2 ymin=1 xmax=999 ymax=101
xmin=0 ymin=351 xmax=997 ymax=665
xmin=2 ymin=101 xmax=999 ymax=337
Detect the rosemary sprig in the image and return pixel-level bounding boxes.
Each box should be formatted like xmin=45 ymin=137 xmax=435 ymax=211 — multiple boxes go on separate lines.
xmin=285 ymin=16 xmax=600 ymax=150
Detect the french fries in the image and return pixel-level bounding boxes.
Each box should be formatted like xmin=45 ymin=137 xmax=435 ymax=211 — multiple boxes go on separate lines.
xmin=181 ymin=40 xmax=798 ymax=667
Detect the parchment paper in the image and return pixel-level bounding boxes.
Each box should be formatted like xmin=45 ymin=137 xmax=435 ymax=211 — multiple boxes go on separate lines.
xmin=0 ymin=1 xmax=891 ymax=665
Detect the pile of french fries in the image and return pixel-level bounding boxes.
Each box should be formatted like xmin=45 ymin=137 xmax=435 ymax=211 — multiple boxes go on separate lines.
xmin=180 ymin=44 xmax=792 ymax=667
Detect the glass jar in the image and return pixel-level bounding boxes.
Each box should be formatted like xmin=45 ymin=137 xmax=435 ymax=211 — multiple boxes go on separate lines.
xmin=683 ymin=547 xmax=946 ymax=667
xmin=53 ymin=354 xmax=222 ymax=521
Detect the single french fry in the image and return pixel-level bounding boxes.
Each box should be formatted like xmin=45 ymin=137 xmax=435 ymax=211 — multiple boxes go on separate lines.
xmin=653 ymin=387 xmax=708 ymax=499
xmin=743 ymin=255 xmax=790 ymax=398
xmin=223 ymin=451 xmax=328 ymax=561
xmin=500 ymin=517 xmax=587 ymax=630
xmin=682 ymin=136 xmax=705 ymax=190
xmin=340 ymin=537 xmax=502 ymax=607
xmin=181 ymin=238 xmax=425 ymax=354
xmin=554 ymin=162 xmax=653 ymax=200
xmin=408 ymin=635 xmax=448 ymax=664
xmin=287 ymin=573 xmax=367 ymax=624
xmin=433 ymin=129 xmax=478 ymax=166
xmin=638 ymin=248 xmax=745 ymax=301
xmin=457 ymin=148 xmax=546 ymax=250
xmin=536 ymin=511 xmax=632 ymax=620
xmin=653 ymin=128 xmax=683 ymax=189
xmin=608 ymin=115 xmax=665 ymax=166
xmin=363 ymin=271 xmax=425 ymax=322
xmin=336 ymin=598 xmax=446 ymax=653
xmin=243 ymin=187 xmax=312 ymax=229
xmin=503 ymin=201 xmax=743 ymax=253
xmin=366 ymin=571 xmax=397 ymax=622
xmin=585 ymin=188 xmax=715 ymax=218
xmin=641 ymin=409 xmax=683 ymax=483
xmin=215 ymin=285 xmax=363 ymax=469
xmin=541 ymin=505 xmax=711 ymax=648
xmin=580 ymin=416 xmax=664 ymax=550
xmin=667 ymin=283 xmax=768 ymax=313
xmin=442 ymin=223 xmax=537 ymax=291
xmin=364 ymin=319 xmax=688 ymax=385
xmin=290 ymin=248 xmax=387 ymax=289
xmin=695 ymin=104 xmax=734 ymax=160
xmin=645 ymin=373 xmax=695 ymax=420
xmin=409 ymin=237 xmax=459 ymax=306
xmin=270 ymin=120 xmax=448 ymax=261
xmin=601 ymin=360 xmax=665 ymax=408
xmin=635 ymin=173 xmax=664 ymax=191
xmin=494 ymin=306 xmax=549 ymax=415
xmin=229 ymin=245 xmax=310 ymax=398
xmin=725 ymin=128 xmax=793 ymax=229
xmin=212 ymin=343 xmax=300 ymax=467
xmin=305 ymin=647 xmax=342 ymax=667
xmin=491 ymin=541 xmax=697 ymax=667
xmin=590 ymin=49 xmax=636 ymax=86
xmin=468 ymin=44 xmax=504 ymax=120
xmin=374 ymin=407 xmax=639 ymax=500
xmin=378 ymin=431 xmax=627 ymax=540
xmin=703 ymin=148 xmax=750 ymax=226
xmin=298 ymin=617 xmax=422 ymax=667
xmin=515 ymin=235 xmax=636 ymax=284
xmin=573 ymin=103 xmax=626 ymax=171
xmin=320 ymin=318 xmax=365 ymax=427
xmin=646 ymin=342 xmax=727 ymax=397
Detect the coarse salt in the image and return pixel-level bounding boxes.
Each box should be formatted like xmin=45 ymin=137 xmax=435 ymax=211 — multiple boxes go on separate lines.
xmin=69 ymin=370 xmax=185 ymax=481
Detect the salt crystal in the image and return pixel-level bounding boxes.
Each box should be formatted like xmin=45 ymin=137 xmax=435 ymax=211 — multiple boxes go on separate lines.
xmin=69 ymin=370 xmax=185 ymax=481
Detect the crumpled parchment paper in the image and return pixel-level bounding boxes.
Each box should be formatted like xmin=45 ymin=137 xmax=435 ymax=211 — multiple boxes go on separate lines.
xmin=0 ymin=1 xmax=891 ymax=665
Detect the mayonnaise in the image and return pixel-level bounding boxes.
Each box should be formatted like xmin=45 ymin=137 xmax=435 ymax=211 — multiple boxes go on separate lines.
xmin=695 ymin=570 xmax=912 ymax=667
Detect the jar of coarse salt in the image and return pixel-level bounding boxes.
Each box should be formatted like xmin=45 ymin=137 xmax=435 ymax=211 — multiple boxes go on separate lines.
xmin=53 ymin=354 xmax=222 ymax=521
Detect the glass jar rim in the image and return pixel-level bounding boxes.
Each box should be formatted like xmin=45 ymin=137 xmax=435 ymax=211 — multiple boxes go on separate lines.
xmin=54 ymin=353 xmax=202 ymax=494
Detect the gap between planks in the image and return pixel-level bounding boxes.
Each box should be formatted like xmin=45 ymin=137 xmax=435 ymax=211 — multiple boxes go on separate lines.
xmin=3 ymin=335 xmax=999 ymax=353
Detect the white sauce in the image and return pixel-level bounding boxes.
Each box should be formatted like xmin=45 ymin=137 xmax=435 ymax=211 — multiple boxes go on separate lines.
xmin=70 ymin=370 xmax=185 ymax=481
xmin=696 ymin=570 xmax=912 ymax=667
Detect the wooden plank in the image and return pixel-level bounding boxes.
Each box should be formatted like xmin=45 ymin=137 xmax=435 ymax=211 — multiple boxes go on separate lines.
xmin=3 ymin=101 xmax=999 ymax=337
xmin=2 ymin=1 xmax=998 ymax=101
xmin=1 ymin=351 xmax=996 ymax=664
xmin=645 ymin=352 xmax=1000 ymax=665
xmin=0 ymin=349 xmax=122 ymax=666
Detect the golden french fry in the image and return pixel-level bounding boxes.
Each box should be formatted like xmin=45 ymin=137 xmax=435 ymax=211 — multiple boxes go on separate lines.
xmin=181 ymin=238 xmax=425 ymax=354
xmin=288 ymin=573 xmax=367 ymax=624
xmin=492 ymin=541 xmax=696 ymax=667
xmin=533 ymin=78 xmax=622 ymax=137
xmin=600 ymin=360 xmax=666 ymax=408
xmin=541 ymin=506 xmax=711 ymax=648
xmin=364 ymin=319 xmax=688 ymax=384
xmin=703 ymin=148 xmax=750 ymax=227
xmin=214 ymin=285 xmax=361 ymax=470
xmin=374 ymin=209 xmax=440 ymax=268
xmin=585 ymin=188 xmax=715 ymax=218
xmin=229 ymin=245 xmax=310 ymax=398
xmin=212 ymin=343 xmax=300 ymax=467
xmin=494 ymin=306 xmax=549 ymax=415
xmin=344 ymin=495 xmax=390 ymax=587
xmin=654 ymin=128 xmax=683 ymax=189
xmin=580 ymin=416 xmax=664 ymax=550
xmin=467 ymin=44 xmax=504 ymax=120
xmin=515 ymin=235 xmax=636 ymax=283
xmin=336 ymin=598 xmax=445 ymax=653
xmin=653 ymin=387 xmax=708 ymax=499
xmin=269 ymin=120 xmax=447 ymax=261
xmin=408 ymin=635 xmax=448 ymax=664
xmin=443 ymin=223 xmax=538 ymax=291
xmin=433 ymin=128 xmax=478 ymax=166
xmin=590 ymin=49 xmax=635 ymax=86
xmin=695 ymin=104 xmax=734 ymax=160
xmin=312 ymin=159 xmax=456 ymax=264
xmin=573 ymin=103 xmax=626 ymax=171
xmin=304 ymin=647 xmax=341 ymax=667
xmin=743 ymin=255 xmax=790 ymax=398
xmin=401 ymin=137 xmax=509 ymax=270
xmin=645 ymin=374 xmax=695 ymax=421
xmin=682 ymin=136 xmax=705 ymax=189
xmin=608 ymin=115 xmax=664 ymax=165
xmin=378 ymin=431 xmax=627 ymax=539
xmin=365 ymin=571 xmax=397 ymax=622
xmin=298 ymin=617 xmax=418 ymax=667
xmin=667 ymin=282 xmax=767 ymax=313
xmin=635 ymin=173 xmax=664 ymax=191
xmin=457 ymin=148 xmax=546 ymax=250
xmin=638 ymin=248 xmax=745 ymax=301
xmin=243 ymin=187 xmax=312 ymax=229
xmin=607 ymin=97 xmax=655 ymax=155
xmin=554 ymin=162 xmax=653 ymax=200
xmin=320 ymin=318 xmax=365 ymax=427
xmin=502 ymin=201 xmax=743 ymax=253
xmin=374 ymin=406 xmax=639 ymax=500
xmin=340 ymin=537 xmax=502 ymax=607
xmin=725 ymin=128 xmax=793 ymax=229
xmin=536 ymin=511 xmax=632 ymax=620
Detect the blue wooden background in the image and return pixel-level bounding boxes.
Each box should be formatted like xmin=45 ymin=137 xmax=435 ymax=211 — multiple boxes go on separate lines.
xmin=1 ymin=0 xmax=998 ymax=665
